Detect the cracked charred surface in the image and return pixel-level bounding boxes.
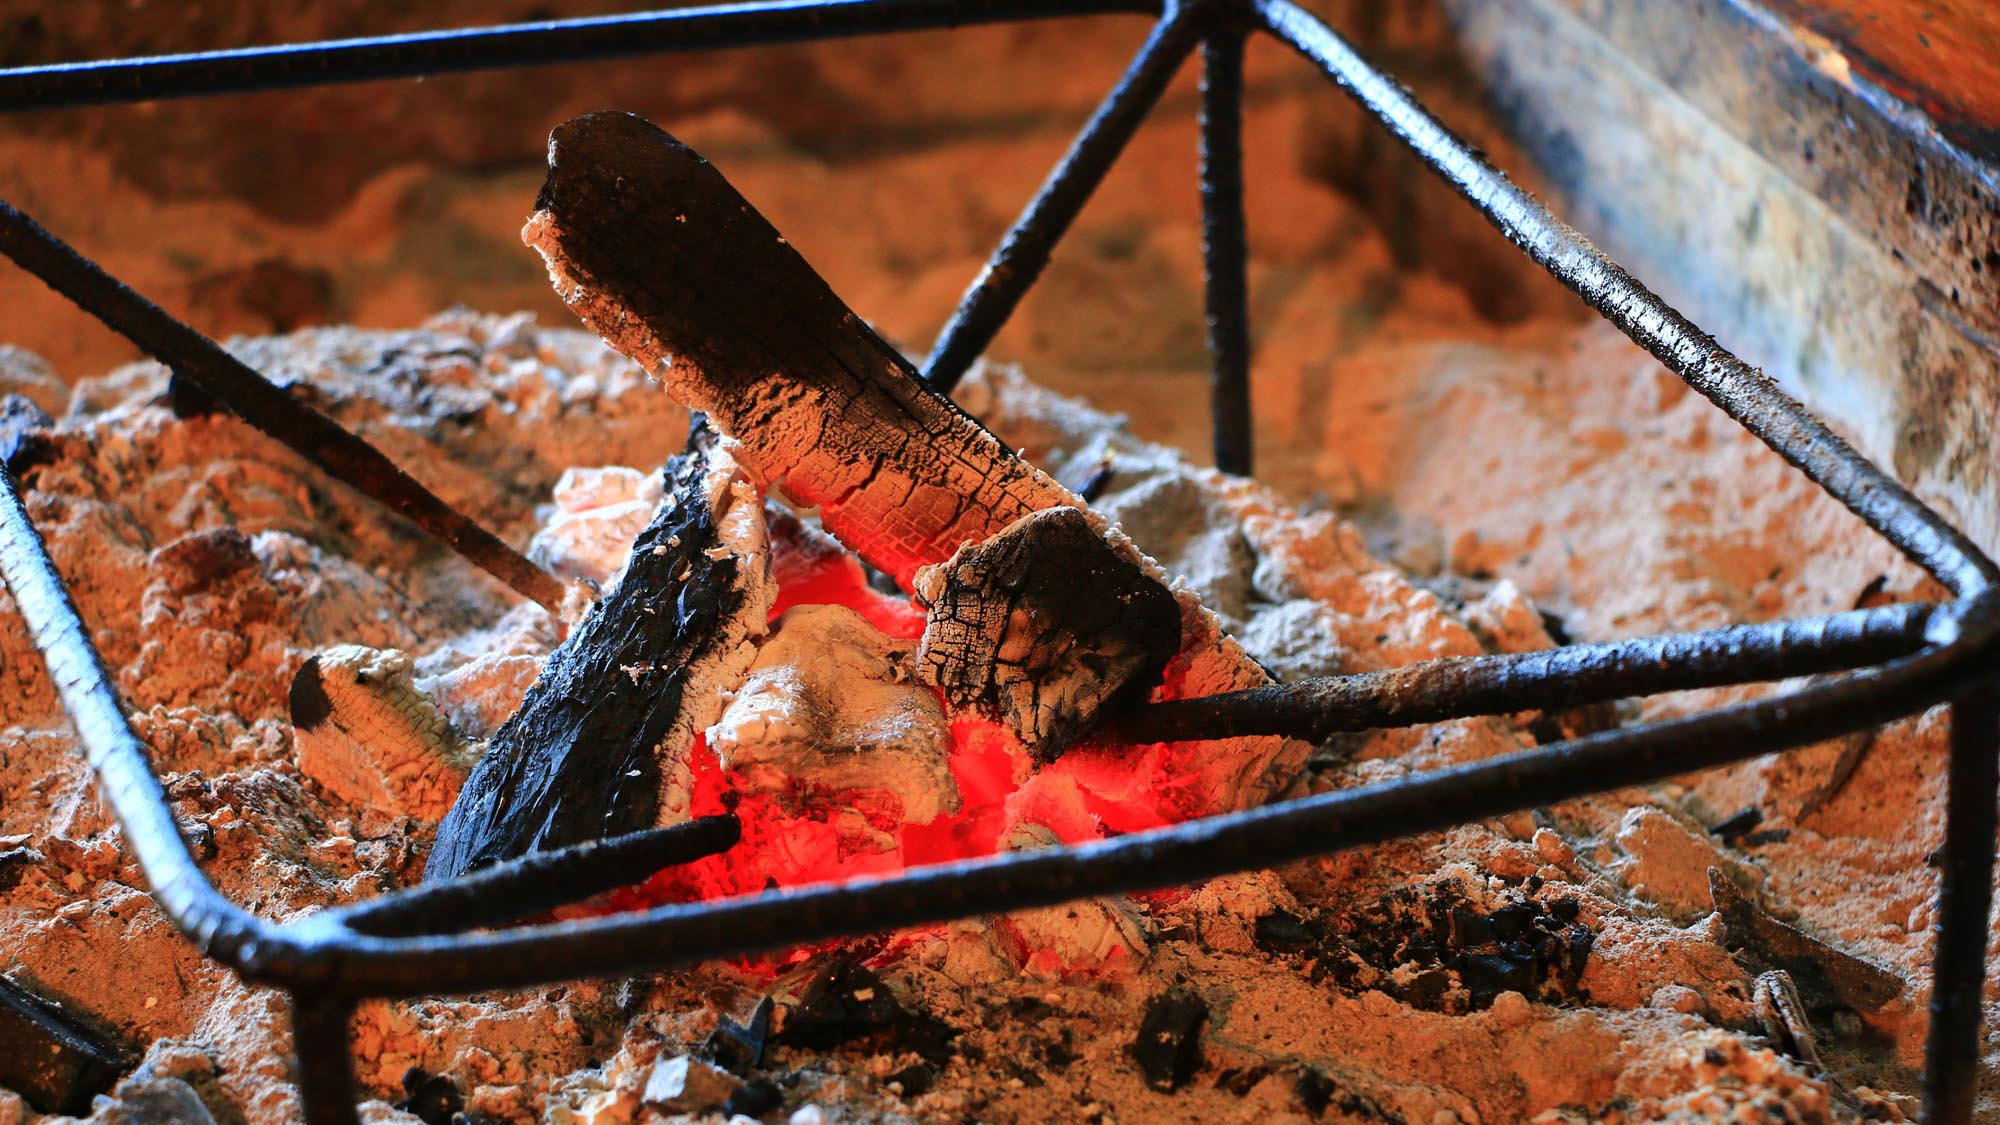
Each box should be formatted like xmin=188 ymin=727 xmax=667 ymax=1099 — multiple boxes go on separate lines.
xmin=425 ymin=427 xmax=772 ymax=881
xmin=914 ymin=507 xmax=1182 ymax=761
xmin=522 ymin=112 xmax=1306 ymax=793
xmin=523 ymin=111 xmax=1071 ymax=593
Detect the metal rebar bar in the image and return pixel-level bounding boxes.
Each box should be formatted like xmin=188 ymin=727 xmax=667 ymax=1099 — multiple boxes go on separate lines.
xmin=1253 ymin=0 xmax=2000 ymax=601
xmin=0 ymin=461 xmax=270 ymax=964
xmin=0 ymin=200 xmax=568 ymax=613
xmin=1922 ymin=687 xmax=2000 ymax=1124
xmin=1199 ymin=28 xmax=1253 ymax=476
xmin=290 ymin=994 xmax=361 ymax=1125
xmin=0 ymin=0 xmax=1160 ymax=113
xmin=335 ymin=815 xmax=741 ymax=938
xmin=230 ymin=592 xmax=1999 ymax=997
xmin=922 ymin=7 xmax=1200 ymax=391
xmin=1112 ymin=602 xmax=1936 ymax=743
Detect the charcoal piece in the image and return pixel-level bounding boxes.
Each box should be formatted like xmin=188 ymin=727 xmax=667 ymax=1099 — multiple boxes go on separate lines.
xmin=777 ymin=957 xmax=956 ymax=1065
xmin=1252 ymin=909 xmax=1317 ymax=953
xmin=0 ymin=393 xmax=54 ymax=475
xmin=1709 ymin=869 xmax=1902 ymax=1013
xmin=0 ymin=976 xmax=126 ymax=1115
xmin=887 ymin=1060 xmax=937 ymax=1097
xmin=1131 ymin=988 xmax=1207 ymax=1093
xmin=396 ymin=1068 xmax=464 ymax=1125
xmin=702 ymin=996 xmax=772 ymax=1073
xmin=914 ymin=507 xmax=1181 ymax=759
xmin=723 ymin=1077 xmax=782 ymax=1118
xmin=0 ymin=845 xmax=40 ymax=892
xmin=426 ymin=425 xmax=766 ymax=881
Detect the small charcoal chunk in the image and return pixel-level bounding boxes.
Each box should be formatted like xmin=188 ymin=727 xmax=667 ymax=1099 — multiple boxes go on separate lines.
xmin=1131 ymin=987 xmax=1207 ymax=1092
xmin=395 ymin=1068 xmax=463 ymax=1125
xmin=0 ymin=976 xmax=126 ymax=1115
xmin=723 ymin=1077 xmax=783 ymax=1118
xmin=915 ymin=507 xmax=1180 ymax=759
xmin=702 ymin=997 xmax=772 ymax=1073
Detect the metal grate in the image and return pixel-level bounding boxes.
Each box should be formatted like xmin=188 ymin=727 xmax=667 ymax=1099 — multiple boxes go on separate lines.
xmin=0 ymin=2 xmax=1994 ymax=1122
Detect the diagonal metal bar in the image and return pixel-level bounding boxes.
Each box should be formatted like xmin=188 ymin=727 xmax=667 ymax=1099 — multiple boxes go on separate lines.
xmin=0 ymin=0 xmax=1160 ymax=113
xmin=1254 ymin=0 xmax=1999 ymax=602
xmin=334 ymin=816 xmax=740 ymax=938
xmin=0 ymin=461 xmax=272 ymax=964
xmin=1922 ymin=687 xmax=2000 ymax=1125
xmin=0 ymin=201 xmax=568 ymax=613
xmin=1199 ymin=28 xmax=1253 ymax=476
xmin=1112 ymin=602 xmax=1936 ymax=743
xmin=922 ymin=7 xmax=1201 ymax=390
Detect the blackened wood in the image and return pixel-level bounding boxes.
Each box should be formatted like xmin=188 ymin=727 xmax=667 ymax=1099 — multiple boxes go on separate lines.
xmin=0 ymin=975 xmax=125 ymax=1115
xmin=915 ymin=507 xmax=1180 ymax=759
xmin=525 ymin=110 xmax=1079 ymax=593
xmin=426 ymin=428 xmax=747 ymax=881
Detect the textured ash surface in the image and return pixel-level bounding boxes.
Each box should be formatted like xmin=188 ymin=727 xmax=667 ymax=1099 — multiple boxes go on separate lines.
xmin=0 ymin=311 xmax=1960 ymax=1124
xmin=0 ymin=3 xmax=1982 ymax=1121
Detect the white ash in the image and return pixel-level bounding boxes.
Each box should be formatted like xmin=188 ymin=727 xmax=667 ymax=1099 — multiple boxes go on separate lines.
xmin=708 ymin=604 xmax=957 ymax=828
xmin=289 ymin=644 xmax=478 ymax=834
xmin=526 ymin=465 xmax=664 ymax=586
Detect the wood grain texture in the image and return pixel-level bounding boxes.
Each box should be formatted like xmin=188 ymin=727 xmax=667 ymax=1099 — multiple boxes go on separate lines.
xmin=525 ymin=110 xmax=1075 ymax=592
xmin=426 ymin=427 xmax=771 ymax=881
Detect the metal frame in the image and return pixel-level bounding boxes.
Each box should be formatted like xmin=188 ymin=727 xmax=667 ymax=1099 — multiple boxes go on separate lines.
xmin=0 ymin=1 xmax=1993 ymax=1121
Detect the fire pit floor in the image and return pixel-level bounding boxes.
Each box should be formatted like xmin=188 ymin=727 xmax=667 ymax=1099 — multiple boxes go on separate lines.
xmin=0 ymin=295 xmax=1952 ymax=1122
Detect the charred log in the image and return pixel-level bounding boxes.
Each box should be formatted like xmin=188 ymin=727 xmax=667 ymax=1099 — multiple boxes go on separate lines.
xmin=426 ymin=424 xmax=770 ymax=881
xmin=524 ymin=110 xmax=1078 ymax=593
xmin=915 ymin=507 xmax=1181 ymax=759
xmin=525 ymin=112 xmax=1311 ymax=809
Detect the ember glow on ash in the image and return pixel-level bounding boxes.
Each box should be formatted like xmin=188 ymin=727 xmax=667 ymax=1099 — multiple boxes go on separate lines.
xmin=602 ymin=524 xmax=1183 ymax=945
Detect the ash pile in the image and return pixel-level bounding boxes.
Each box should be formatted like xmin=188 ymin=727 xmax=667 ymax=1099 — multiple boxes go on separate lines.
xmin=0 ymin=117 xmax=1955 ymax=1125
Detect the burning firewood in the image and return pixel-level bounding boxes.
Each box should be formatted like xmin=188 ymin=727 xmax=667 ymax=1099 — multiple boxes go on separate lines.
xmin=424 ymin=423 xmax=773 ymax=881
xmin=524 ymin=111 xmax=1298 ymax=794
xmin=914 ymin=507 xmax=1180 ymax=760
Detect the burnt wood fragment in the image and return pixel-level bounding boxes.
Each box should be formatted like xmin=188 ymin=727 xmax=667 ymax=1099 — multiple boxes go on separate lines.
xmin=1131 ymin=987 xmax=1207 ymax=1092
xmin=526 ymin=111 xmax=1079 ymax=593
xmin=915 ymin=507 xmax=1180 ymax=759
xmin=426 ymin=425 xmax=765 ymax=881
xmin=0 ymin=975 xmax=126 ymax=1115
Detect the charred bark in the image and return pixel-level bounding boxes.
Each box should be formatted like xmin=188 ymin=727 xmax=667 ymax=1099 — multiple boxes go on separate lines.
xmin=426 ymin=424 xmax=768 ymax=881
xmin=915 ymin=507 xmax=1181 ymax=760
xmin=524 ymin=110 xmax=1076 ymax=593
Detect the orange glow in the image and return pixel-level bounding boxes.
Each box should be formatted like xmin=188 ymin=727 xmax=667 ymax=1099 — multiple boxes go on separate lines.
xmin=603 ymin=533 xmax=1195 ymax=968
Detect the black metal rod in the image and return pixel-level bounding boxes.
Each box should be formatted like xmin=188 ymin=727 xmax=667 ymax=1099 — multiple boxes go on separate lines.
xmin=0 ymin=0 xmax=1158 ymax=113
xmin=922 ymin=7 xmax=1200 ymax=390
xmin=1922 ymin=687 xmax=2000 ymax=1124
xmin=1199 ymin=29 xmax=1253 ymax=476
xmin=1253 ymin=0 xmax=2000 ymax=601
xmin=334 ymin=816 xmax=741 ymax=937
xmin=230 ymin=593 xmax=2000 ymax=997
xmin=1112 ymin=602 xmax=1935 ymax=743
xmin=291 ymin=994 xmax=361 ymax=1125
xmin=0 ymin=461 xmax=272 ymax=966
xmin=0 ymin=200 xmax=568 ymax=614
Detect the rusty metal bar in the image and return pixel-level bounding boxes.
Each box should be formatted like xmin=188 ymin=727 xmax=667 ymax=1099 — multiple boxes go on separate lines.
xmin=1199 ymin=26 xmax=1253 ymax=476
xmin=0 ymin=200 xmax=568 ymax=613
xmin=0 ymin=0 xmax=1160 ymax=113
xmin=1922 ymin=687 xmax=2000 ymax=1124
xmin=922 ymin=7 xmax=1200 ymax=390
